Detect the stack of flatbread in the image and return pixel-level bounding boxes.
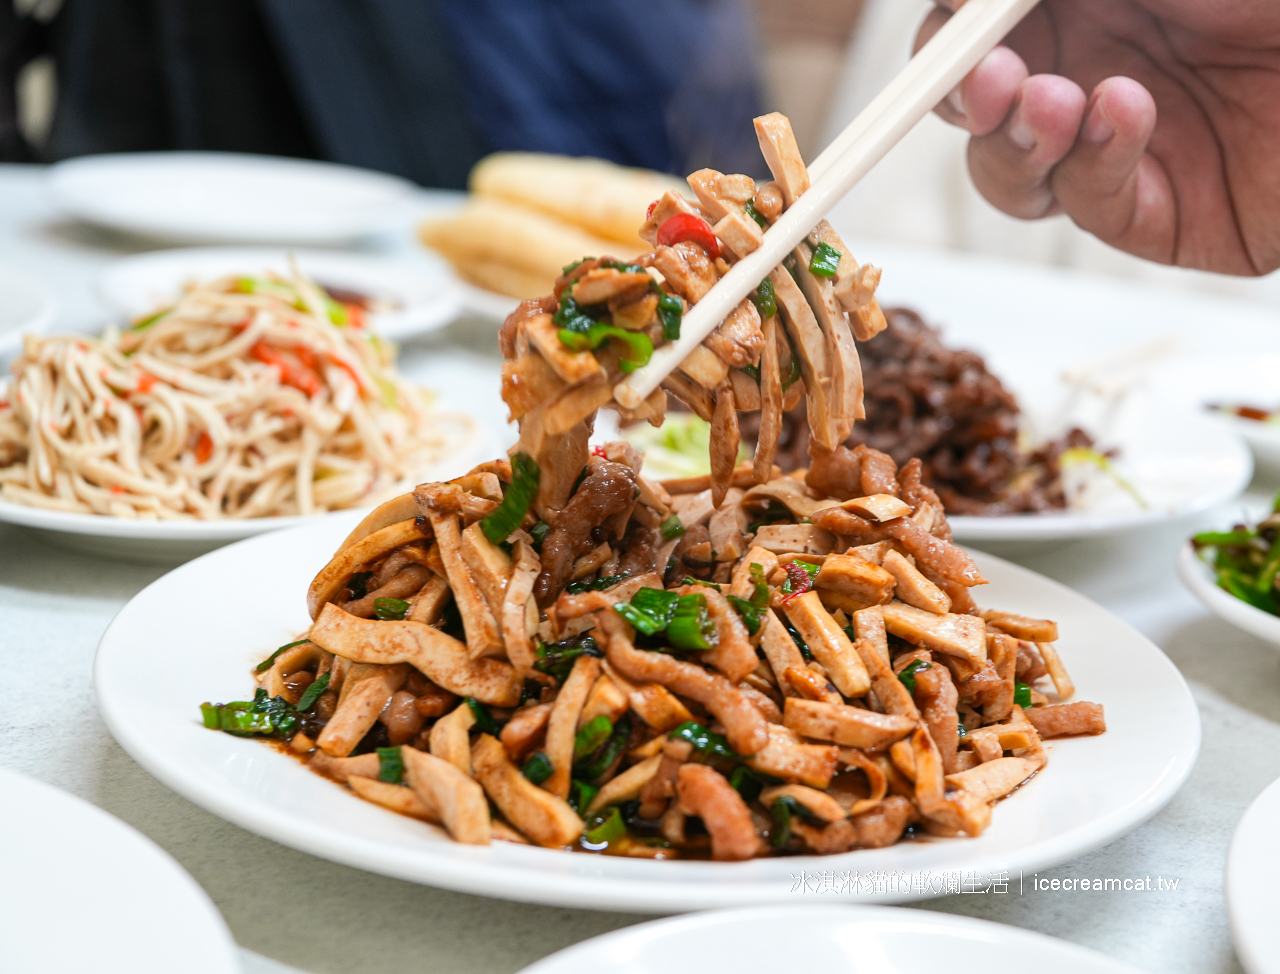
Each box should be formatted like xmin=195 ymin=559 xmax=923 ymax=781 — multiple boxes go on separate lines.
xmin=419 ymin=153 xmax=688 ymax=299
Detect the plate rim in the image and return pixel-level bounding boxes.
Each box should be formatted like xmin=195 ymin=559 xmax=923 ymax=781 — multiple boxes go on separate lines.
xmin=94 ymin=245 xmax=462 ymax=341
xmin=1226 ymin=775 xmax=1280 ymax=974
xmin=1176 ymin=541 xmax=1280 ymax=647
xmin=49 ymin=151 xmax=418 ymax=244
xmin=94 ymin=516 xmax=1200 ymax=913
xmin=515 ymin=903 xmax=1146 ymax=973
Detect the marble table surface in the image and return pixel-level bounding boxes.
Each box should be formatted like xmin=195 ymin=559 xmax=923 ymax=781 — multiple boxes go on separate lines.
xmin=2 ymin=163 xmax=1278 ymax=974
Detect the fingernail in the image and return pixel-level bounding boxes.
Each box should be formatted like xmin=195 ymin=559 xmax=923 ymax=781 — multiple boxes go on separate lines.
xmin=1008 ymin=106 xmax=1036 ymax=151
xmin=946 ymin=87 xmax=967 ymax=119
xmin=1082 ymin=101 xmax=1115 ymax=144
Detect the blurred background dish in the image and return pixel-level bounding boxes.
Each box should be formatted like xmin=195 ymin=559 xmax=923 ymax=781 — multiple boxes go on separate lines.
xmin=516 ymin=905 xmax=1145 ymax=974
xmin=0 ymin=261 xmax=56 ymax=358
xmin=0 ymin=766 xmax=240 ymax=974
xmin=97 ymin=247 xmax=461 ymax=342
xmin=1227 ymin=776 xmax=1280 ymax=974
xmin=49 ymin=152 xmax=418 ymax=245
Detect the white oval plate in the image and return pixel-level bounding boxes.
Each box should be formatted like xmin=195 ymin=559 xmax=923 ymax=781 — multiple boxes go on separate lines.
xmin=0 ymin=766 xmax=240 ymax=974
xmin=518 ymin=904 xmax=1142 ymax=974
xmin=0 ymin=410 xmax=486 ymax=564
xmin=95 ymin=518 xmax=1199 ymax=912
xmin=1227 ymin=776 xmax=1280 ymax=974
xmin=0 ymin=261 xmax=56 ymax=358
xmin=49 ymin=152 xmax=417 ymax=245
xmin=1176 ymin=542 xmax=1280 ymax=648
xmin=97 ymin=247 xmax=461 ymax=342
xmin=949 ymin=394 xmax=1252 ymax=543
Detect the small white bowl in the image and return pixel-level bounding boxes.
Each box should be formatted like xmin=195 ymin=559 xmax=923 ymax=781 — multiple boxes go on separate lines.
xmin=1176 ymin=541 xmax=1280 ymax=647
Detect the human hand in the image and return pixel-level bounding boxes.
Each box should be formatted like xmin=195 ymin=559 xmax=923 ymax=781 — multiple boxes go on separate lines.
xmin=919 ymin=1 xmax=1280 ymax=275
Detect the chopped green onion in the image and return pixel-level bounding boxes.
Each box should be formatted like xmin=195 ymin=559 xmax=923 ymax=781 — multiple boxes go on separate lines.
xmin=529 ymin=520 xmax=551 ymax=549
xmin=373 ymin=597 xmax=409 ymax=621
xmin=726 ymin=594 xmax=761 ymax=635
xmin=669 ymin=721 xmax=738 ymax=761
xmin=534 ymin=635 xmax=602 ymax=683
xmin=808 ymin=242 xmax=842 ymax=277
xmin=780 ymin=613 xmax=812 ymax=660
xmin=568 ymin=779 xmax=599 ymax=814
xmin=376 ymin=746 xmax=404 ymax=784
xmin=562 ymin=258 xmax=593 ymax=275
xmin=522 ymin=751 xmax=554 ymax=785
xmin=655 ymin=290 xmax=683 ymax=341
xmin=1013 ymin=681 xmax=1033 ymax=709
xmin=740 ymin=364 xmax=760 ymax=384
xmin=583 ymin=806 xmax=627 ymax=846
xmin=552 ymin=290 xmax=602 ymax=332
xmin=751 ymin=277 xmax=777 ymax=318
xmin=256 ymin=638 xmax=310 ymax=673
xmin=558 ymin=322 xmax=654 ymax=373
xmin=743 ymin=200 xmax=767 ymax=228
xmin=130 ymin=307 xmax=171 ymax=331
xmin=466 ymin=697 xmax=501 ymax=736
xmin=565 ymin=574 xmax=632 ymax=595
xmin=898 ymin=659 xmax=931 ymax=694
xmin=1191 ymin=530 xmax=1257 ymax=547
xmin=1060 ymin=447 xmax=1148 ymax=510
xmin=616 ymin=587 xmax=679 ymax=636
xmin=660 ymin=514 xmax=686 ymax=540
xmin=728 ymin=764 xmax=764 ymax=802
xmin=681 ymin=576 xmax=722 ymax=592
xmin=480 ymin=453 xmax=540 ymax=544
xmin=574 ymin=715 xmax=614 ymax=760
xmin=295 ymin=671 xmax=330 ymax=711
xmin=769 ymin=796 xmax=795 ymax=846
xmin=599 ymin=259 xmax=646 ymax=274
xmin=666 ymin=593 xmax=717 ymax=651
xmin=748 ymin=563 xmax=770 ymax=608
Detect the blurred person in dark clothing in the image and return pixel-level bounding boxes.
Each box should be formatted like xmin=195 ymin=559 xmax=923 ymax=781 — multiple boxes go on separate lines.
xmin=2 ymin=0 xmax=764 ymax=186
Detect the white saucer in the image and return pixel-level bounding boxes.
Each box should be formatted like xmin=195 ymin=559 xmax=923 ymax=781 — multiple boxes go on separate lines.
xmin=50 ymin=152 xmax=417 ymax=245
xmin=517 ymin=904 xmax=1143 ymax=973
xmin=98 ymin=247 xmax=461 ymax=341
xmin=0 ymin=766 xmax=240 ymax=974
xmin=0 ymin=261 xmax=55 ymax=357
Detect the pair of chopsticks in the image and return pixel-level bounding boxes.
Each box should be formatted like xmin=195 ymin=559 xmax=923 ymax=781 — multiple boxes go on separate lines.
xmin=614 ymin=0 xmax=1041 ymax=409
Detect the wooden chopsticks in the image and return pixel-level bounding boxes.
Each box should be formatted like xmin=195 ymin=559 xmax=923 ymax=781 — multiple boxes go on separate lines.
xmin=613 ymin=0 xmax=1041 ymax=410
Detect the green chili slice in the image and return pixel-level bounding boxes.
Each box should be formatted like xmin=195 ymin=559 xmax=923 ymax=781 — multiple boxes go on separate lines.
xmin=584 ymin=806 xmax=627 ymax=846
xmin=669 ymin=721 xmax=738 ymax=762
xmin=480 ymin=452 xmax=540 ymax=544
xmin=1013 ymin=681 xmax=1033 ymax=709
xmin=655 ymin=290 xmax=683 ymax=341
xmin=373 ymin=597 xmax=409 ymax=620
xmin=574 ymin=715 xmax=614 ymax=761
xmin=558 ymin=322 xmax=654 ymax=373
xmin=522 ymin=751 xmax=554 ymax=785
xmin=666 ymin=593 xmax=717 ymax=651
xmin=898 ymin=658 xmax=931 ymax=693
xmin=726 ymin=594 xmax=761 ymax=635
xmin=743 ymin=200 xmax=767 ymax=228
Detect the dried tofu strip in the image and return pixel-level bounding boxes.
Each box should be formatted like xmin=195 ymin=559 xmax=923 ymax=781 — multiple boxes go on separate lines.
xmin=794 ymin=240 xmax=865 ymax=433
xmin=502 ymin=539 xmax=544 ymax=680
xmin=543 ymin=654 xmax=601 ymax=799
xmin=401 ymin=746 xmax=490 ymax=845
xmin=422 ymin=508 xmax=504 ymax=659
xmin=754 ymin=316 xmax=784 ymax=481
xmin=769 ymin=267 xmax=835 ymax=452
xmin=317 ymin=663 xmax=408 ymax=757
xmin=472 ymin=734 xmax=584 ymax=848
xmin=429 ymin=700 xmax=476 ymax=774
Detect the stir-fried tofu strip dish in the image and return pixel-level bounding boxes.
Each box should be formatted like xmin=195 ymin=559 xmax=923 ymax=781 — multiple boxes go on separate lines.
xmin=201 ymin=115 xmax=1106 ymax=859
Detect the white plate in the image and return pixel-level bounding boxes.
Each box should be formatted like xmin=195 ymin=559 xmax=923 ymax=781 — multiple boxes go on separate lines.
xmin=95 ymin=520 xmax=1199 ymax=912
xmin=0 ymin=766 xmax=240 ymax=974
xmin=1146 ymin=353 xmax=1280 ymax=472
xmin=0 ymin=261 xmax=56 ymax=358
xmin=517 ymin=904 xmax=1143 ymax=974
xmin=1176 ymin=541 xmax=1280 ymax=648
xmin=948 ymin=394 xmax=1252 ymax=543
xmin=49 ymin=152 xmax=417 ymax=245
xmin=97 ymin=247 xmax=461 ymax=341
xmin=1227 ymin=776 xmax=1280 ymax=974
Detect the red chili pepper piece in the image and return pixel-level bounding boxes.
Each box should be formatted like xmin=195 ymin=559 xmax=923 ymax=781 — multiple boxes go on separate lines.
xmin=591 ymin=445 xmax=608 ymax=458
xmin=195 ymin=431 xmax=215 ymax=464
xmin=646 ymin=199 xmax=659 ymax=219
xmin=656 ymin=212 xmax=720 ymax=260
xmin=250 ymin=341 xmax=322 ymax=397
xmin=782 ymin=563 xmax=813 ymax=601
xmin=135 ymin=372 xmax=158 ymax=394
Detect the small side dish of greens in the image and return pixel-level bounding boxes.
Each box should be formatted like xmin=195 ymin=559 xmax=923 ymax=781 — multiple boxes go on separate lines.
xmin=1192 ymin=492 xmax=1280 ymax=615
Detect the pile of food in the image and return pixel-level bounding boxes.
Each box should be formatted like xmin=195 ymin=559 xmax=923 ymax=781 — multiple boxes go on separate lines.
xmin=0 ymin=272 xmax=469 ymax=519
xmin=421 ymin=153 xmax=687 ymax=299
xmin=202 ymin=112 xmax=1104 ymax=860
xmin=1192 ymin=493 xmax=1280 ymax=615
xmin=740 ymin=306 xmax=1094 ymax=515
